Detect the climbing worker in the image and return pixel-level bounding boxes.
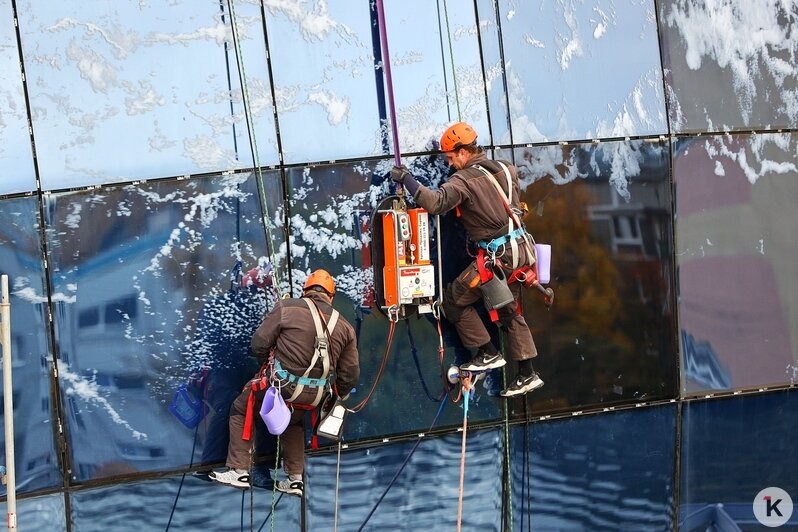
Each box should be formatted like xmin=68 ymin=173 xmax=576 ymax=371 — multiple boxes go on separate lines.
xmin=210 ymin=269 xmax=360 ymax=496
xmin=390 ymin=122 xmax=545 ymax=397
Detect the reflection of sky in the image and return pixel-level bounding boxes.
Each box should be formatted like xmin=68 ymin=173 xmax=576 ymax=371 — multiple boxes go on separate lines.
xmin=662 ymin=0 xmax=798 ymax=132
xmin=265 ymin=2 xmax=380 ymax=162
xmin=0 ymin=0 xmax=36 ymax=194
xmin=498 ymin=0 xmax=666 ymax=142
xmin=17 ymin=0 xmax=275 ymax=189
xmin=267 ymin=0 xmax=488 ymax=163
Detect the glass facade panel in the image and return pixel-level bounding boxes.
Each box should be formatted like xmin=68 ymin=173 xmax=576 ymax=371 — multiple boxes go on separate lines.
xmin=17 ymin=1 xmax=275 ymax=190
xmin=264 ymin=2 xmax=381 ymax=163
xmin=0 ymin=0 xmax=36 ymax=195
xmin=69 ymin=474 xmax=300 ymax=531
xmin=507 ymin=140 xmax=677 ymax=415
xmin=496 ymin=0 xmax=667 ymax=143
xmin=675 ymin=133 xmax=798 ymax=394
xmin=383 ymin=0 xmax=490 ymax=153
xmin=42 ymin=172 xmax=280 ymax=481
xmin=680 ymin=390 xmax=798 ymax=530
xmin=306 ymin=427 xmax=504 ymax=531
xmin=659 ymin=0 xmax=798 ymax=133
xmin=474 ymin=0 xmax=511 ymax=146
xmin=512 ymin=405 xmax=676 ymax=530
xmin=0 ymin=196 xmax=61 ymax=495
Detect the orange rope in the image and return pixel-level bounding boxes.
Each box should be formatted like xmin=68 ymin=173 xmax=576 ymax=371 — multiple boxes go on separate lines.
xmin=456 ymin=375 xmax=472 ymax=531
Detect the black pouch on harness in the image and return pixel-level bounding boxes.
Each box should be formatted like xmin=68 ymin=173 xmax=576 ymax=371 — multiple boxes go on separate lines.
xmin=317 ymin=398 xmax=349 ymax=441
xmin=480 ymin=265 xmax=515 ymax=311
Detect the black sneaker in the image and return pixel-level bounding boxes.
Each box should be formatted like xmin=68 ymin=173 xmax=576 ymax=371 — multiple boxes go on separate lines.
xmin=500 ymin=372 xmax=544 ymax=397
xmin=461 ymin=351 xmax=506 ymax=372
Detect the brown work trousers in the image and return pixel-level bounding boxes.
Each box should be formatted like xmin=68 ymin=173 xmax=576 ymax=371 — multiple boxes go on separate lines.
xmin=225 ymin=380 xmax=307 ymax=476
xmin=448 ymin=246 xmax=537 ymax=361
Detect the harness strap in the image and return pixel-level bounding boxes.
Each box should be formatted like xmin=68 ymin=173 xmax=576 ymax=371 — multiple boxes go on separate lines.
xmin=285 ymin=298 xmax=338 ymax=407
xmin=473 ymin=163 xmax=536 ymax=269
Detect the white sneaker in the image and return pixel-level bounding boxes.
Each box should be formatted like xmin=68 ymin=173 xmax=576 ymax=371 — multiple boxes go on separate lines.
xmin=210 ymin=468 xmax=250 ymax=489
xmin=275 ymin=477 xmax=304 ymax=497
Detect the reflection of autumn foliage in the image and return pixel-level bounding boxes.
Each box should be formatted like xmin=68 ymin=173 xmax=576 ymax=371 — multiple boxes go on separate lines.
xmin=522 ymin=181 xmax=628 ymax=351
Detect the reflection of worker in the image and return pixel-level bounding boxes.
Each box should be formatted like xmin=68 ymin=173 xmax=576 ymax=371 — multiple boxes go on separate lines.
xmin=391 ymin=122 xmax=544 ymax=397
xmin=186 ymin=267 xmax=271 ymax=472
xmin=211 ymin=270 xmax=360 ymax=497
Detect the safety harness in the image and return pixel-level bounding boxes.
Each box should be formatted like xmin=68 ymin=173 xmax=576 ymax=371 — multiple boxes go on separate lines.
xmin=242 ymin=298 xmax=340 ymax=441
xmin=472 ymin=162 xmax=538 ymax=322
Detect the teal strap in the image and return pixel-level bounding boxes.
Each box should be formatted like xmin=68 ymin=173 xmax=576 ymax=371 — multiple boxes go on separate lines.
xmin=273 ymin=359 xmax=328 ymax=388
xmin=478 ymin=227 xmax=526 ymax=253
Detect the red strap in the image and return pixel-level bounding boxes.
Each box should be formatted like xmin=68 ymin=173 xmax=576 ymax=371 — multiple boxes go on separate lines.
xmin=455 ymin=206 xmax=461 ymax=218
xmin=508 ymin=264 xmax=536 ymax=286
xmin=242 ymin=378 xmax=268 ymax=441
xmin=310 ymin=409 xmax=319 ymax=449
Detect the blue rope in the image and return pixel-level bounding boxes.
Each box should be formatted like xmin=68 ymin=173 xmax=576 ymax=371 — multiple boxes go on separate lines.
xmin=357 ymin=394 xmax=448 ymax=531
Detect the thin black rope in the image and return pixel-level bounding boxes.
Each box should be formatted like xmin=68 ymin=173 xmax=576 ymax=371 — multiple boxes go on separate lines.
xmin=406 ymin=321 xmax=441 ymax=402
xmin=356 ymin=393 xmax=448 ymax=531
xmin=256 ymin=493 xmax=284 ymax=532
xmin=164 ymin=421 xmax=201 ymax=531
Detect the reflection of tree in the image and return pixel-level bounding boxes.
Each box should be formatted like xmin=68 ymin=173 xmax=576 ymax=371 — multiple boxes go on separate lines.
xmin=523 ymin=181 xmax=625 ymax=350
xmin=518 ymin=141 xmax=676 ymax=409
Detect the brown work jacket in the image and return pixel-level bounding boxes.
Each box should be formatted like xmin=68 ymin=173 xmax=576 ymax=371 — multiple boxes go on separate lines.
xmin=251 ymin=291 xmax=360 ymax=404
xmin=413 ymin=153 xmax=521 ymax=243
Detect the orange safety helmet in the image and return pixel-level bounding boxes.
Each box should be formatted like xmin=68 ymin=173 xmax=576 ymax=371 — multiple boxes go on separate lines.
xmin=439 ymin=121 xmax=478 ymax=152
xmin=304 ymin=269 xmax=336 ymax=296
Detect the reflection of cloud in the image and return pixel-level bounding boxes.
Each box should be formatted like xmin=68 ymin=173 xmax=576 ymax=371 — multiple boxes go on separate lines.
xmin=665 ymin=0 xmax=798 ymax=123
xmin=704 ymin=133 xmax=797 ymax=185
xmin=60 ymin=365 xmax=147 ymax=440
xmin=308 ymin=90 xmax=350 ymax=125
xmin=65 ymin=41 xmax=118 ymax=94
xmin=264 ymin=0 xmax=357 ymax=43
xmin=14 ymin=286 xmax=76 ymax=304
xmin=557 ymin=8 xmax=583 ymax=70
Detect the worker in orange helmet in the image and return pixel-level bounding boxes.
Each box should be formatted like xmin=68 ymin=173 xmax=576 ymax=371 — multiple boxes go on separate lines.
xmin=211 ymin=269 xmax=360 ymax=497
xmin=391 ymin=122 xmax=544 ymax=397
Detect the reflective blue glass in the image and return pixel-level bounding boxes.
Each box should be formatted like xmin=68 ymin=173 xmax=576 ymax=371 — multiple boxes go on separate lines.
xmin=43 ymin=172 xmax=281 ymax=480
xmin=675 ymin=133 xmax=798 ymax=394
xmin=0 ymin=196 xmax=61 ymax=494
xmin=474 ymin=0 xmax=511 ymax=145
xmin=383 ymin=0 xmax=490 ymax=152
xmin=496 ymin=0 xmax=667 ymax=143
xmin=0 ymin=492 xmax=66 ymax=531
xmin=0 ymin=0 xmax=36 ymax=195
xmin=508 ymin=140 xmax=677 ymax=414
xmin=284 ymin=158 xmax=502 ymax=443
xmin=266 ymin=1 xmax=488 ymax=163
xmin=16 ymin=1 xmax=277 ymax=190
xmin=659 ymin=0 xmax=798 ymax=133
xmin=306 ymin=427 xmax=504 ymax=530
xmin=69 ymin=474 xmax=300 ymax=531
xmin=680 ymin=390 xmax=798 ymax=530
xmin=513 ymin=405 xmax=676 ymax=530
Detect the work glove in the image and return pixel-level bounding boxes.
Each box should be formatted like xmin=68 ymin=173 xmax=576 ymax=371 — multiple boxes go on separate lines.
xmin=390 ymin=165 xmax=410 ymax=184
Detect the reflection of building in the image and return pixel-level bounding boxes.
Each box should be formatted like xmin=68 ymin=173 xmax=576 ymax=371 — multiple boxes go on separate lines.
xmin=675 ymin=137 xmax=795 ymax=391
xmin=0 ymin=215 xmax=60 ymax=494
